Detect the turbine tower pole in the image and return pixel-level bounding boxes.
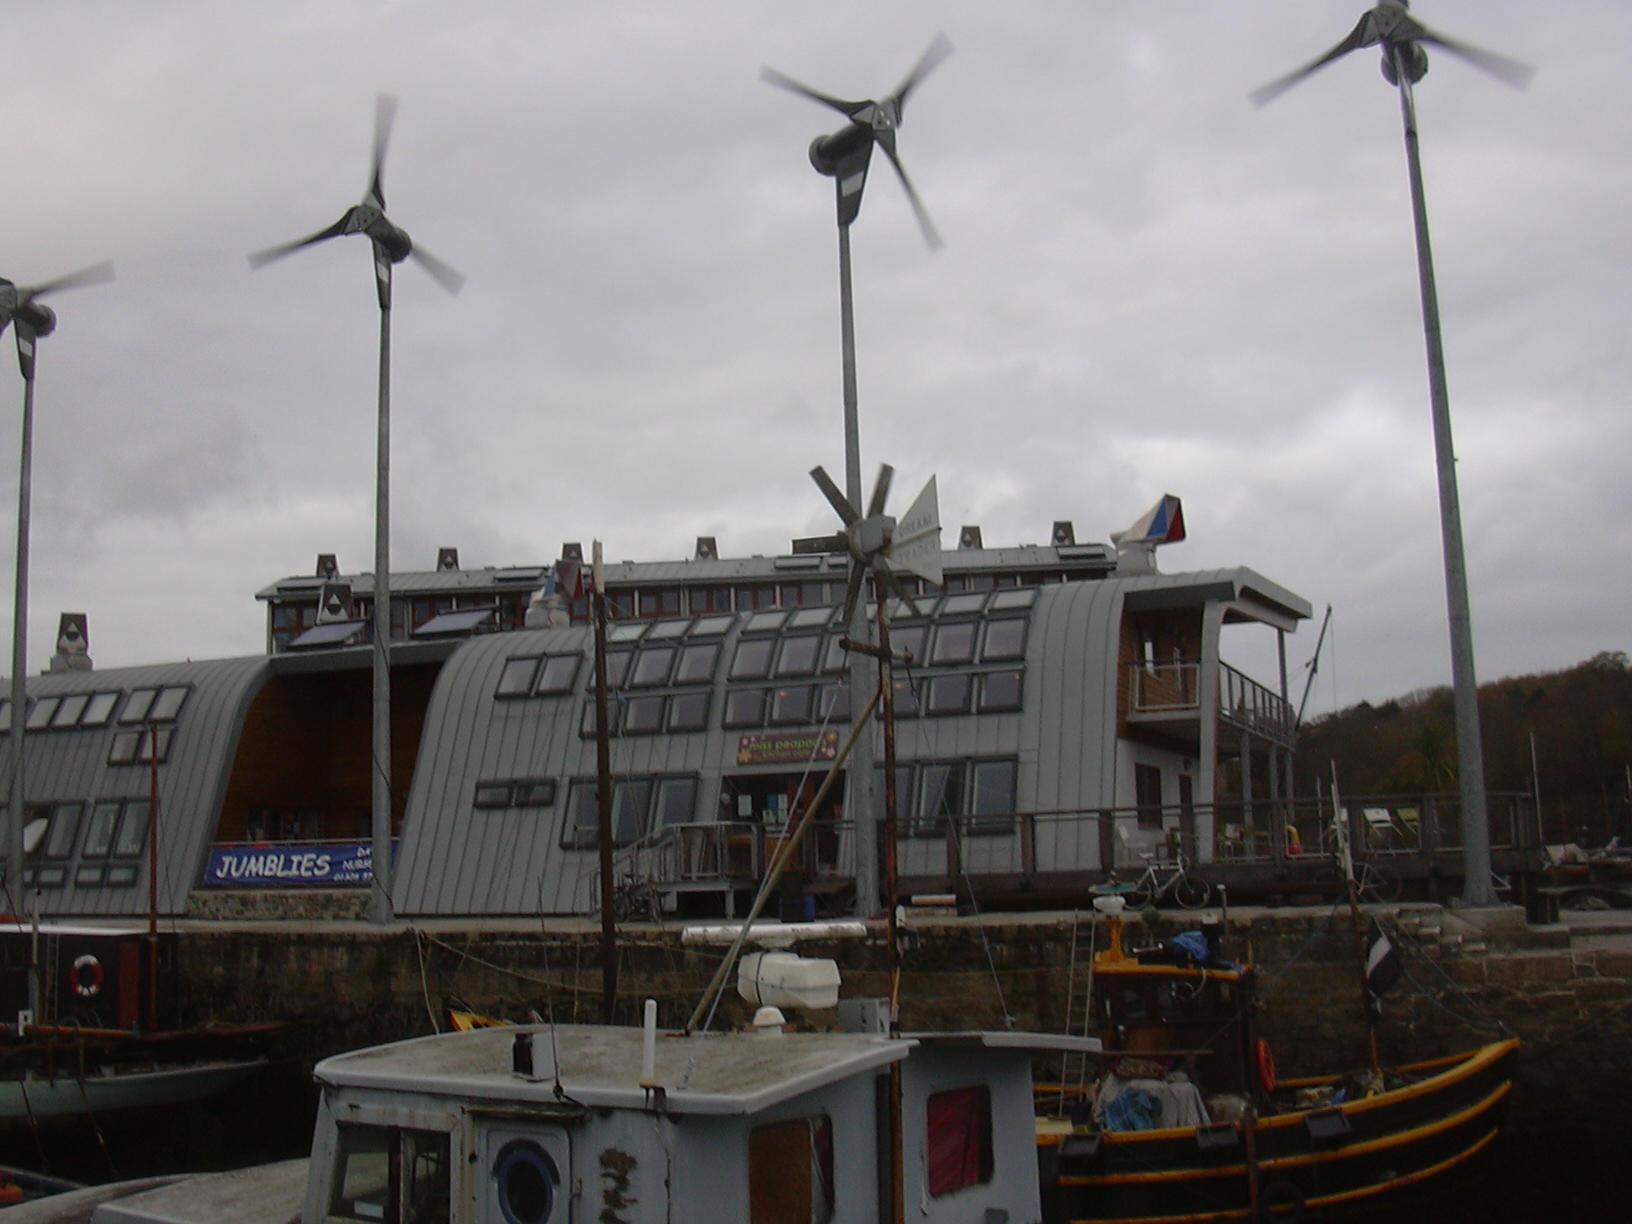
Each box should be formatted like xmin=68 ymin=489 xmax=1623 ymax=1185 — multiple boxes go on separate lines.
xmin=370 ymin=255 xmax=395 ymax=923
xmin=7 ymin=347 xmax=35 ymax=922
xmin=838 ymin=222 xmax=881 ymax=918
xmin=1394 ymin=49 xmax=1493 ymax=906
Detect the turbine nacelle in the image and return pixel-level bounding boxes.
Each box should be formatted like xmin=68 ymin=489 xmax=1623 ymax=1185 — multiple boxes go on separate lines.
xmin=345 ymin=206 xmax=413 ymax=264
xmin=764 ymin=34 xmax=951 ymax=249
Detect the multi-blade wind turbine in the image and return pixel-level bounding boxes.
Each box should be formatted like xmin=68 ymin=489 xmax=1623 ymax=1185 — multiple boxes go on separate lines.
xmin=763 ymin=39 xmax=950 ymax=917
xmin=0 ymin=261 xmax=114 ymax=913
xmin=251 ymin=95 xmax=462 ymax=924
xmin=1252 ymin=2 xmax=1532 ymax=907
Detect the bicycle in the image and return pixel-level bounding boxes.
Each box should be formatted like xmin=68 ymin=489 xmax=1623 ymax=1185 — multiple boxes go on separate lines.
xmin=1124 ymin=851 xmax=1212 ymax=910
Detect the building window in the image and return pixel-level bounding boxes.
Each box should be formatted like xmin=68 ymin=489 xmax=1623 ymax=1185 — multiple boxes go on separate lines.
xmin=982 ymin=618 xmax=1028 ymax=661
xmin=689 ymin=587 xmax=733 ymax=614
xmin=473 ymin=782 xmax=514 ymax=809
xmin=1135 ymin=763 xmax=1164 ymax=830
xmin=892 ymin=679 xmax=920 ymax=718
xmin=653 ymin=777 xmax=699 ymax=829
xmin=818 ymin=683 xmax=850 ymax=722
xmin=969 ymin=760 xmax=1017 ymax=833
xmin=674 ymin=643 xmax=720 ymax=684
xmin=623 ymin=695 xmax=665 ymax=734
xmin=926 ymin=1086 xmax=993 ymax=1199
xmin=724 ymin=689 xmax=767 ymax=729
xmin=515 ymin=780 xmax=557 ymax=807
xmin=536 ymin=655 xmax=580 ymax=695
xmin=563 ymin=779 xmax=652 ymax=849
xmin=769 ymin=685 xmax=813 ymax=725
xmin=914 ymin=763 xmax=963 ymax=837
xmin=892 ymin=625 xmax=928 ymax=665
xmin=731 ymin=638 xmax=774 ymax=680
xmin=630 ymin=647 xmax=675 ymax=688
xmin=119 ymin=689 xmax=156 ymax=723
xmin=496 ymin=657 xmax=539 ymax=696
xmin=51 ymin=694 xmax=89 ymax=728
xmin=25 ymin=698 xmax=59 ymax=731
xmin=930 ymin=622 xmax=977 ymax=665
xmin=979 ymin=671 xmax=1023 ymax=713
xmin=604 ymin=650 xmax=634 ymax=690
xmin=667 ymin=692 xmax=710 ymax=732
xmin=44 ymin=804 xmax=82 ymax=859
xmin=776 ymin=636 xmax=821 ymax=676
xmin=925 ymin=674 xmax=971 ymax=717
xmin=638 ymin=588 xmax=683 ymax=618
xmin=81 ymin=692 xmax=119 ymax=727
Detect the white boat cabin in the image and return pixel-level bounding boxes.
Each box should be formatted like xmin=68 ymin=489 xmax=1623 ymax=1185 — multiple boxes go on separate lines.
xmin=287 ymin=1022 xmax=1061 ymax=1224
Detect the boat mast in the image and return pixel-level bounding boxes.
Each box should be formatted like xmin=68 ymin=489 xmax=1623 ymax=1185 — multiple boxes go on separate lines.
xmin=1331 ymin=763 xmax=1380 ymax=1075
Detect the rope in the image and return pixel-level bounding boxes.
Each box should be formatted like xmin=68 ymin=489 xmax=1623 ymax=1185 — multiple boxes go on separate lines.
xmin=1382 ymin=918 xmax=1511 ymax=1036
xmin=413 ymin=929 xmax=440 ymax=1034
xmin=946 ymin=815 xmax=1012 ymax=1030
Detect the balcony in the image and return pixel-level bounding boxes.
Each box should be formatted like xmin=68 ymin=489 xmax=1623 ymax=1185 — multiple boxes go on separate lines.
xmin=1127 ymin=660 xmax=1294 ymax=749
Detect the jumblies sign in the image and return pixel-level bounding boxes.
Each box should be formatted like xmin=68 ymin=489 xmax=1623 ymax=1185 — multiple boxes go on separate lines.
xmin=204 ymin=842 xmax=383 ymax=887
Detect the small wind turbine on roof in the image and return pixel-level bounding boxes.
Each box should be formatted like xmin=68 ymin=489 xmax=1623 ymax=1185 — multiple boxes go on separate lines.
xmin=1251 ymin=2 xmax=1532 ymax=907
xmin=0 ymin=261 xmax=115 ymax=912
xmin=763 ymin=37 xmax=950 ymax=918
xmin=251 ymin=95 xmax=463 ymax=924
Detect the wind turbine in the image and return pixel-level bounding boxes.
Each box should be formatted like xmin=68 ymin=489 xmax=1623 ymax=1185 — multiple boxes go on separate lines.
xmin=251 ymin=95 xmax=462 ymax=924
xmin=0 ymin=262 xmax=114 ymax=917
xmin=1253 ymin=3 xmax=1531 ymax=907
xmin=762 ymin=36 xmax=951 ymax=916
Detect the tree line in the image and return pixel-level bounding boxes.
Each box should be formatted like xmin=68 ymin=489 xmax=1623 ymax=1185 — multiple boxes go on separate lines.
xmin=1293 ymin=651 xmax=1632 ymax=848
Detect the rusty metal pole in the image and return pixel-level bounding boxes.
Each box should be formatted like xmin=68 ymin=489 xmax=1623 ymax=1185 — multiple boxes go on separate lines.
xmin=592 ymin=545 xmax=618 ymax=1025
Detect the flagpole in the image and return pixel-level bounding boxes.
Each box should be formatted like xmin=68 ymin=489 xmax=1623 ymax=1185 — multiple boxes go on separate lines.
xmin=1332 ymin=763 xmax=1380 ymax=1077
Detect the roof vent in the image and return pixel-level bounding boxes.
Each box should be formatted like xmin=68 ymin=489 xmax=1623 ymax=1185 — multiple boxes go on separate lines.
xmin=560 ymin=542 xmax=584 ymax=563
xmin=47 ymin=613 xmax=92 ymax=674
xmin=958 ymin=525 xmax=983 ymax=551
xmin=1052 ymin=520 xmax=1075 ymax=546
xmin=315 ymin=553 xmax=339 ymax=580
xmin=695 ymin=536 xmax=718 ymax=561
xmin=436 ymin=547 xmax=460 ymax=572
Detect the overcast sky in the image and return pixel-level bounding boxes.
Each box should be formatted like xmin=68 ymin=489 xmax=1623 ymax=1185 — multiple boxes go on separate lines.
xmin=0 ymin=1 xmax=1626 ymax=717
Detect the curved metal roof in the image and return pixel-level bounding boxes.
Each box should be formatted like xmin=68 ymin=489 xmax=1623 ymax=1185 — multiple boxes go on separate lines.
xmin=0 ymin=656 xmax=271 ymax=916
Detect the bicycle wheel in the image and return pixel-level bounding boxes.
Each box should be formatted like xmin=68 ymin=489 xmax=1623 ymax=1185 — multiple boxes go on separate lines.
xmin=1174 ymin=873 xmax=1212 ymax=909
xmin=1358 ymin=862 xmax=1400 ymax=903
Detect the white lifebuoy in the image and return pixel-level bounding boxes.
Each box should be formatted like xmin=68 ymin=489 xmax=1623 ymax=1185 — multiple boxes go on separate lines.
xmin=71 ymin=954 xmax=103 ymax=999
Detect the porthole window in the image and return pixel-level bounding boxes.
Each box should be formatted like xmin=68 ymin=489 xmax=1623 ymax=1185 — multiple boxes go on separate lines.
xmin=493 ymin=1138 xmax=560 ymax=1224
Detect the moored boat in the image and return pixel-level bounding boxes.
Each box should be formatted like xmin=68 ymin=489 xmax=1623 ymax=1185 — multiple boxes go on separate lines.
xmin=1036 ymin=900 xmax=1517 ymax=1222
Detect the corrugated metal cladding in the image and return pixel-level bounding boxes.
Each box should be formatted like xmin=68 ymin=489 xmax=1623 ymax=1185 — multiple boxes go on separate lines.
xmin=393 ymin=567 xmax=1305 ymax=917
xmin=0 ymin=657 xmax=269 ymax=917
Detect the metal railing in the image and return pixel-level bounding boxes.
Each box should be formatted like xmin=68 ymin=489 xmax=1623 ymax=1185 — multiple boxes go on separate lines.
xmin=1126 ymin=660 xmax=1294 ymax=748
xmin=589 ymin=790 xmax=1539 ymax=906
xmin=1127 ymin=662 xmax=1199 ymax=712
xmin=1218 ymin=663 xmax=1294 ymax=745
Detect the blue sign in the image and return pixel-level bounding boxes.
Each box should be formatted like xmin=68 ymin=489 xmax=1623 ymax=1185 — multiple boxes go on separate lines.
xmin=204 ymin=842 xmax=384 ymax=888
